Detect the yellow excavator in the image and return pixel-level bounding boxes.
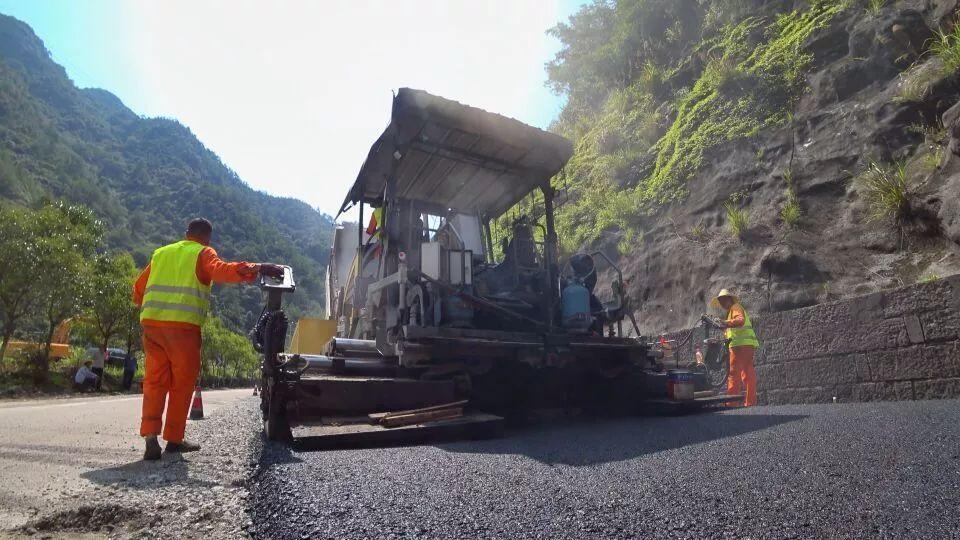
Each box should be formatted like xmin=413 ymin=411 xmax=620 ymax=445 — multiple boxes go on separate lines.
xmin=5 ymin=318 xmax=75 ymax=360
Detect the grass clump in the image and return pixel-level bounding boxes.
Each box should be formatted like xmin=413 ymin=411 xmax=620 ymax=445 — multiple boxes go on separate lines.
xmin=724 ymin=193 xmax=751 ymax=238
xmin=865 ymin=0 xmax=885 ymax=16
xmin=907 ymin=121 xmax=947 ymax=143
xmin=929 ymin=20 xmax=960 ymax=73
xmin=895 ymin=70 xmax=935 ymax=103
xmin=856 ymin=159 xmax=912 ymax=223
xmin=918 ymin=272 xmax=941 ymax=283
xmin=779 ymin=168 xmax=802 ymax=228
xmin=690 ymin=221 xmax=708 ymax=242
xmin=918 ymin=145 xmax=944 ymax=173
xmin=780 ymin=197 xmax=802 ymax=228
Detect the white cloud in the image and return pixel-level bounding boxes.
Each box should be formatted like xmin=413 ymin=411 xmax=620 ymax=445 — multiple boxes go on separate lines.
xmin=123 ymin=0 xmax=571 ymax=217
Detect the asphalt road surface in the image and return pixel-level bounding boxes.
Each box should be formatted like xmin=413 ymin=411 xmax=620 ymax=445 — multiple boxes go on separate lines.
xmin=251 ymin=400 xmax=960 ymax=540
xmin=0 ymin=388 xmax=253 ymax=533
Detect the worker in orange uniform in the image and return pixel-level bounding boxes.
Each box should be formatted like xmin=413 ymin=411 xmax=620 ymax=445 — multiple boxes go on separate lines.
xmin=133 ymin=218 xmax=284 ymax=460
xmin=711 ymin=288 xmax=759 ymax=407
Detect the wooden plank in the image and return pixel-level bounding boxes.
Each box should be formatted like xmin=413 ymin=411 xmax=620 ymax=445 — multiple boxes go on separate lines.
xmin=381 ymin=408 xmax=463 ymax=428
xmin=368 ymin=400 xmax=469 ymax=423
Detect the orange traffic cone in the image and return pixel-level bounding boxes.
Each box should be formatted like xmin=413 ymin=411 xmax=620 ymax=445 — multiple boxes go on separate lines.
xmin=189 ymin=386 xmax=204 ymax=420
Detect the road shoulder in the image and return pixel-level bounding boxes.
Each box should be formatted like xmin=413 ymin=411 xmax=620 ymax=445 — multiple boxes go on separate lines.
xmin=1 ymin=395 xmax=263 ymax=539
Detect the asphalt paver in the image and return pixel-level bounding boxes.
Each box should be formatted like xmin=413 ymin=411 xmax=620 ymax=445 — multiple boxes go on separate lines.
xmin=250 ymin=400 xmax=960 ymax=539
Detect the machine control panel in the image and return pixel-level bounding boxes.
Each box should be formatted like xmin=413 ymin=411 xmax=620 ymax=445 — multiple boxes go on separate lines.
xmin=259 ymin=265 xmax=296 ymax=292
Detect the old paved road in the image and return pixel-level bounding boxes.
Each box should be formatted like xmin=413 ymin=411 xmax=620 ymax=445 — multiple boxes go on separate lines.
xmin=252 ymin=399 xmax=960 ymax=539
xmin=0 ymin=388 xmax=252 ymax=531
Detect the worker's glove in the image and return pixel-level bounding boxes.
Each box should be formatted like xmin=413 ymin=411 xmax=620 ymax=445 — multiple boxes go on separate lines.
xmin=259 ymin=263 xmax=285 ymax=279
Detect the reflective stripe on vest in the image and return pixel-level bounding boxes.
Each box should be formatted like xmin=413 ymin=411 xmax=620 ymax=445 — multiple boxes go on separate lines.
xmin=725 ymin=304 xmax=760 ymax=349
xmin=140 ymin=240 xmax=211 ymax=326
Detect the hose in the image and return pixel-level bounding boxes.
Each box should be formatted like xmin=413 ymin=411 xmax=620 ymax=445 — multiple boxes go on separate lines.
xmin=248 ymin=305 xmax=269 ymax=353
xmin=250 ymin=308 xmax=288 ymax=361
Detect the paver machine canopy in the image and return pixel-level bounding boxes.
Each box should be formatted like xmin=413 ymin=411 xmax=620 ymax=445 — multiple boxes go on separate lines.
xmin=329 ymin=88 xmax=578 ymax=348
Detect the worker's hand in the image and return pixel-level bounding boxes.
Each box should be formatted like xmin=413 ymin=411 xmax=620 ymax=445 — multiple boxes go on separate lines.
xmin=259 ymin=263 xmax=285 ymax=279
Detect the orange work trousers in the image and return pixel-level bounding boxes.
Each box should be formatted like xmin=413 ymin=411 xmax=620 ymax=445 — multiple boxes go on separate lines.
xmin=140 ymin=325 xmax=202 ymax=443
xmin=727 ymin=345 xmax=758 ymax=407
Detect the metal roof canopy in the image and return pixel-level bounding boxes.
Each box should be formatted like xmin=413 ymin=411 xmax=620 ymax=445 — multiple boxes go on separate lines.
xmin=338 ymin=88 xmax=573 ymax=219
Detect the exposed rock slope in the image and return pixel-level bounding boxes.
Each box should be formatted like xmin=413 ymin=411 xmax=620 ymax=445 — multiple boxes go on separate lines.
xmin=613 ymin=1 xmax=960 ymax=333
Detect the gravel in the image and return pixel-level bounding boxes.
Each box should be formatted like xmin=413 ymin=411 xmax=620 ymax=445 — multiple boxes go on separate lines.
xmin=250 ymin=400 xmax=960 ymax=539
xmin=8 ymin=396 xmax=263 ymax=539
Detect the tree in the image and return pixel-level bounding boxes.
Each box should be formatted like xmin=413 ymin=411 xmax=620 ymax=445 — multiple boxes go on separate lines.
xmin=0 ymin=206 xmax=41 ymax=368
xmin=201 ymin=317 xmax=259 ymax=381
xmin=32 ymin=203 xmax=101 ymax=380
xmin=83 ymin=252 xmax=140 ymax=359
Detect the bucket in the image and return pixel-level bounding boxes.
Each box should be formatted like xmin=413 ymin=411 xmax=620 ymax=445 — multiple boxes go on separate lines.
xmin=666 ymin=370 xmax=695 ymax=401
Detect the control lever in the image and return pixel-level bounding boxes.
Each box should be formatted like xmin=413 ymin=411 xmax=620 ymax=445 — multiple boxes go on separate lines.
xmin=700 ymin=314 xmax=725 ymax=329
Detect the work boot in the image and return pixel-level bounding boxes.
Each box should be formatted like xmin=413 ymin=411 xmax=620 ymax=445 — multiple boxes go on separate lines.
xmin=143 ymin=436 xmax=162 ymax=461
xmin=164 ymin=440 xmax=201 ymax=453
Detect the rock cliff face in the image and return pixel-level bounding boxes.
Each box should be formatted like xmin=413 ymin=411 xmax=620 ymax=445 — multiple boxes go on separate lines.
xmin=618 ymin=0 xmax=960 ymax=334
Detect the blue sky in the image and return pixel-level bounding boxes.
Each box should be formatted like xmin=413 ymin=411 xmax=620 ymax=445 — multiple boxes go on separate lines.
xmin=0 ymin=0 xmax=583 ymax=217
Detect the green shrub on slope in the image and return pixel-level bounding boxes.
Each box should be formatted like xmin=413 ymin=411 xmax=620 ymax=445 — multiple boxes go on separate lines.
xmin=548 ymin=0 xmax=849 ymax=249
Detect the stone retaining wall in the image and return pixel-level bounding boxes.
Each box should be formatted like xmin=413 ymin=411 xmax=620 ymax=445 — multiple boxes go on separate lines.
xmin=752 ymin=275 xmax=960 ymax=404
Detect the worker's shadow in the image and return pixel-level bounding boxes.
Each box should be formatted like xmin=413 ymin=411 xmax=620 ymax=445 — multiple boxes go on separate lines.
xmin=438 ymin=411 xmax=806 ymax=466
xmin=80 ymin=454 xmax=217 ymax=490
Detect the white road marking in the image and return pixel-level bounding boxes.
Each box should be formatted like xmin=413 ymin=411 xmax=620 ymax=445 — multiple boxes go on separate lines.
xmin=0 ymin=396 xmax=142 ymax=413
xmin=0 ymin=389 xmax=249 ymax=414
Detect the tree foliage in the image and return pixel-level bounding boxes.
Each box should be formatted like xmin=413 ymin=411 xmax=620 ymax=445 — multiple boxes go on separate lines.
xmin=0 ymin=202 xmax=101 ymax=378
xmin=33 ymin=203 xmax=101 ymax=374
xmin=0 ymin=202 xmax=263 ymax=386
xmin=80 ymin=252 xmax=140 ymax=357
xmin=0 ymin=205 xmax=42 ymax=362
xmin=201 ymin=316 xmax=260 ymax=380
xmin=0 ymin=14 xmax=334 ymax=333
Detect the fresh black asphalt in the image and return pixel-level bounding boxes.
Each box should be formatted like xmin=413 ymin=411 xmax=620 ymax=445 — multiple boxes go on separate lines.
xmin=250 ymin=400 xmax=960 ymax=539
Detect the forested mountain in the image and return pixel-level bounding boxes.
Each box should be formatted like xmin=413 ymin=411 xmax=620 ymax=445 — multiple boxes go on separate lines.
xmin=0 ymin=14 xmax=334 ymax=332
xmin=546 ymin=0 xmax=960 ymax=332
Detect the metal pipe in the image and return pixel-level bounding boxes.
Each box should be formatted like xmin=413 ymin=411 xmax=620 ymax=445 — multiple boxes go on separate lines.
xmin=482 ymin=217 xmax=495 ymax=264
xmin=542 ymin=183 xmax=557 ymax=331
xmin=330 ymin=338 xmax=379 ymax=352
xmin=358 ymin=201 xmax=364 ymax=254
xmin=398 ymin=256 xmax=408 ymax=313
xmin=293 ymin=354 xmax=395 ymax=370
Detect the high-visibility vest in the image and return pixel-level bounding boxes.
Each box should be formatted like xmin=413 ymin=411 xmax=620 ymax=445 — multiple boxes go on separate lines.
xmin=140 ymin=240 xmax=211 ymax=326
xmin=366 ymin=207 xmax=384 ymax=240
xmin=725 ymin=304 xmax=759 ymax=349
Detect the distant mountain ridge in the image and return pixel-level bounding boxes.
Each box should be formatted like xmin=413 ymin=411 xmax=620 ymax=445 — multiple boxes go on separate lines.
xmin=0 ymin=13 xmax=334 ymax=331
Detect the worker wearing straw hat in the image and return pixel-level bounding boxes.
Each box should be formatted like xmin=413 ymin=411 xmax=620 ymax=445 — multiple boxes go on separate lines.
xmin=711 ymin=288 xmax=759 ymax=407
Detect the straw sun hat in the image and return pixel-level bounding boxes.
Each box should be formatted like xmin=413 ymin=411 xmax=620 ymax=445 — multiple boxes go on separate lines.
xmin=709 ymin=288 xmax=740 ymax=308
